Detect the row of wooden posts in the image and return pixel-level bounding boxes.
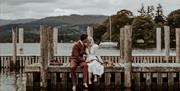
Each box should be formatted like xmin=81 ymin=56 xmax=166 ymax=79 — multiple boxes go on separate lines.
xmin=11 ymin=26 xmax=178 ymax=55
xmin=120 ymin=26 xmax=180 ymax=63
xmin=120 ymin=26 xmax=180 ymax=88
xmin=11 ymin=25 xmax=180 ymax=64
xmin=10 ymin=25 xmax=180 ymax=88
xmin=0 ymin=55 xmax=178 ymax=68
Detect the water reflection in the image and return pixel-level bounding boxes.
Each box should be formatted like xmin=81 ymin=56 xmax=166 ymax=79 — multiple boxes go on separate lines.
xmin=0 ymin=68 xmax=26 ymax=91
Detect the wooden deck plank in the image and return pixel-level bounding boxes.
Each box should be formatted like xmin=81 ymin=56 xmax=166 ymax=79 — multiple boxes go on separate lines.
xmin=25 ymin=63 xmax=180 ymax=87
xmin=25 ymin=63 xmax=180 ymax=72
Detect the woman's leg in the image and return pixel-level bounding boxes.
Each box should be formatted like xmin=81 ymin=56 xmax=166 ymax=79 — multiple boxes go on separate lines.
xmin=88 ymin=62 xmax=93 ymax=84
xmin=94 ymin=75 xmax=98 ymax=82
xmin=88 ymin=72 xmax=92 ymax=84
xmin=93 ymin=61 xmax=103 ymax=82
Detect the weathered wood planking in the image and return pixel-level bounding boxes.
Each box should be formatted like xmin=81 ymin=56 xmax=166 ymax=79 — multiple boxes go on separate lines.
xmin=25 ymin=63 xmax=180 ymax=88
xmin=25 ymin=63 xmax=180 ymax=72
xmin=124 ymin=25 xmax=132 ymax=88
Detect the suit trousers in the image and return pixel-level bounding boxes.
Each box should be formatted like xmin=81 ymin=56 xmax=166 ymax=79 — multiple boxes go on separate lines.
xmin=70 ymin=59 xmax=88 ymax=86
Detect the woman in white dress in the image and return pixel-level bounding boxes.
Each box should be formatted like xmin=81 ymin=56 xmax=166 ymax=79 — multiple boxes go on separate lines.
xmin=85 ymin=36 xmax=104 ymax=84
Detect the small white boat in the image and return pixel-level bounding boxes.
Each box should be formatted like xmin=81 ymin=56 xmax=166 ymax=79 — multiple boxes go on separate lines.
xmin=99 ymin=42 xmax=118 ymax=48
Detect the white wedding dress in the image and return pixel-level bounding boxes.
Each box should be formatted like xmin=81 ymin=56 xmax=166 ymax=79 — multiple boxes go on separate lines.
xmin=86 ymin=44 xmax=104 ymax=76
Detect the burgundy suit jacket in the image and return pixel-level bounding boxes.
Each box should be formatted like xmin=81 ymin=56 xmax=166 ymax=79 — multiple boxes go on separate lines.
xmin=70 ymin=41 xmax=86 ymax=63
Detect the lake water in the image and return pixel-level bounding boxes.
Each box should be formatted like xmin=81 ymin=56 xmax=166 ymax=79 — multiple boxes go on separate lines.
xmin=0 ymin=43 xmax=176 ymax=56
xmin=0 ymin=69 xmax=26 ymax=91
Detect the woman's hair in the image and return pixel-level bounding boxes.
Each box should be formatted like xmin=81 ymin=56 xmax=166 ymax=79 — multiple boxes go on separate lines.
xmin=87 ymin=36 xmax=94 ymax=47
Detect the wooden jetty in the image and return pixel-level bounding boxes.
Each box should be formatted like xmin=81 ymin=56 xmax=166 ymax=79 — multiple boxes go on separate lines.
xmin=25 ymin=62 xmax=180 ymax=88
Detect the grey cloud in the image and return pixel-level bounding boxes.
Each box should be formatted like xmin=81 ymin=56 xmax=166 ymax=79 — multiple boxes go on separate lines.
xmin=57 ymin=0 xmax=121 ymax=10
xmin=0 ymin=3 xmax=54 ymax=19
xmin=0 ymin=0 xmax=179 ymax=19
xmin=0 ymin=0 xmax=57 ymax=5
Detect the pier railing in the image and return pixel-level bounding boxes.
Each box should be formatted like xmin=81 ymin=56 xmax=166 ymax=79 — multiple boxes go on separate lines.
xmin=0 ymin=56 xmax=177 ymax=68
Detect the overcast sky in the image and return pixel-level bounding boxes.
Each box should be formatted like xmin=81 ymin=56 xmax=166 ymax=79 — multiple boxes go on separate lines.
xmin=0 ymin=0 xmax=179 ymax=19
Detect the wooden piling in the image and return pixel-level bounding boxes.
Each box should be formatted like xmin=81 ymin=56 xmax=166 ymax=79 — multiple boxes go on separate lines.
xmin=87 ymin=26 xmax=93 ymax=38
xmin=19 ymin=28 xmax=24 ymax=54
xmin=168 ymin=72 xmax=174 ymax=87
xmin=47 ymin=27 xmax=54 ymax=63
xmin=105 ymin=72 xmax=111 ymax=87
xmin=115 ymin=72 xmax=121 ymax=87
xmin=146 ymin=73 xmax=152 ymax=89
xmin=48 ymin=27 xmax=55 ymax=86
xmin=157 ymin=73 xmax=163 ymax=86
xmin=124 ymin=25 xmax=132 ymax=88
xmin=120 ymin=28 xmax=124 ymax=63
xmin=50 ymin=73 xmax=56 ymax=86
xmin=26 ymin=73 xmax=33 ymax=87
xmin=156 ymin=27 xmax=161 ymax=52
xmin=40 ymin=25 xmax=49 ymax=88
xmin=53 ymin=27 xmax=58 ymax=55
xmin=133 ymin=73 xmax=140 ymax=90
xmin=164 ymin=26 xmax=170 ymax=63
xmin=61 ymin=72 xmax=68 ymax=87
xmin=134 ymin=73 xmax=140 ymax=87
xmin=12 ymin=26 xmax=17 ymax=68
xmin=176 ymin=28 xmax=180 ymax=63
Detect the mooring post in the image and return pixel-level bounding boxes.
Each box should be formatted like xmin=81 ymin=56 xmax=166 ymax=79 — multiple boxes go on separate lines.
xmin=124 ymin=25 xmax=132 ymax=88
xmin=87 ymin=26 xmax=93 ymax=37
xmin=61 ymin=71 xmax=68 ymax=88
xmin=53 ymin=27 xmax=58 ymax=55
xmin=40 ymin=25 xmax=49 ymax=88
xmin=156 ymin=27 xmax=161 ymax=52
xmin=176 ymin=28 xmax=180 ymax=63
xmin=120 ymin=28 xmax=124 ymax=63
xmin=164 ymin=26 xmax=170 ymax=63
xmin=26 ymin=73 xmax=34 ymax=87
xmin=134 ymin=73 xmax=140 ymax=89
xmin=168 ymin=72 xmax=174 ymax=89
xmin=115 ymin=71 xmax=121 ymax=87
xmin=19 ymin=28 xmax=24 ymax=54
xmin=48 ymin=27 xmax=56 ymax=86
xmin=48 ymin=27 xmax=54 ymax=62
xmin=105 ymin=72 xmax=111 ymax=87
xmin=146 ymin=73 xmax=152 ymax=90
xmin=12 ymin=26 xmax=17 ymax=69
xmin=157 ymin=73 xmax=163 ymax=89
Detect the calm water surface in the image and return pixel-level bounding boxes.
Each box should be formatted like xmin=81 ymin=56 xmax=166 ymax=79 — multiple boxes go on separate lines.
xmin=0 ymin=43 xmax=176 ymax=56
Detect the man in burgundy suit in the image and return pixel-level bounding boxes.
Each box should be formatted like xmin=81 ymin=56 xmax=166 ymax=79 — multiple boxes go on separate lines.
xmin=70 ymin=34 xmax=88 ymax=90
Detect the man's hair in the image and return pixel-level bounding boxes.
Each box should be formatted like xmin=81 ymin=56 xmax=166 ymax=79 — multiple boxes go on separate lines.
xmin=80 ymin=34 xmax=88 ymax=41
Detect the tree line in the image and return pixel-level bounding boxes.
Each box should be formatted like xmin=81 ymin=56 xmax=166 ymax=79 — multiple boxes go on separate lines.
xmin=93 ymin=4 xmax=180 ymax=49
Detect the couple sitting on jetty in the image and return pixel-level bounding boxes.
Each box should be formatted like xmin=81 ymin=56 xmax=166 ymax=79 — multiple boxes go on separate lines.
xmin=70 ymin=34 xmax=104 ymax=90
